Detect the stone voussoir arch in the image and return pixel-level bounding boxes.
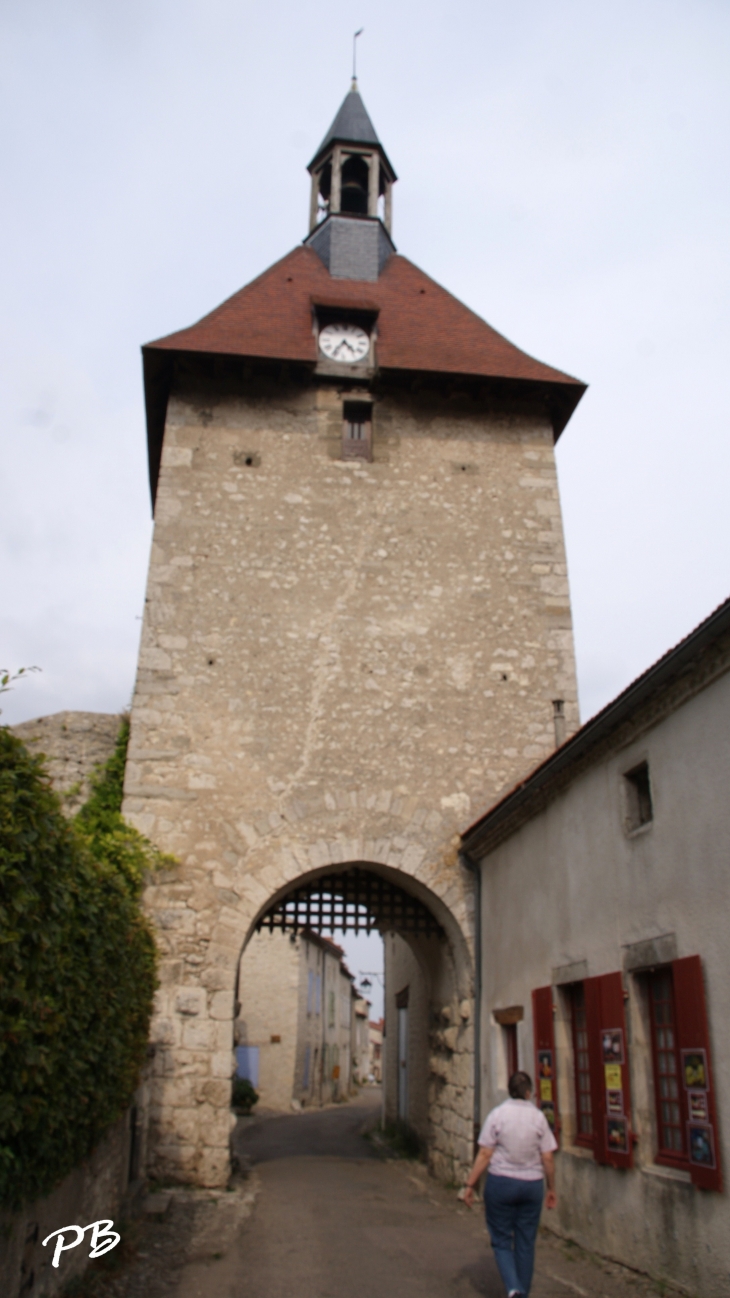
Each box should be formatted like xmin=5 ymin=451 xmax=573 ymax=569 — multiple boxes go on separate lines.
xmin=142 ymin=796 xmax=477 ymax=1188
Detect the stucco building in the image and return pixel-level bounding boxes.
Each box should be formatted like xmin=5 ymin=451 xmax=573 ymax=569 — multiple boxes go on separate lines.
xmin=352 ymin=996 xmax=371 ymax=1085
xmin=235 ymin=929 xmax=355 ymax=1109
xmin=123 ymin=78 xmax=585 ymax=1188
xmin=368 ymin=1019 xmax=383 ymax=1084
xmin=461 ymin=596 xmax=730 ymax=1298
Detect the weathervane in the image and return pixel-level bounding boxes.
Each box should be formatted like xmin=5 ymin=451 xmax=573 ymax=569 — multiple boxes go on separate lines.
xmin=352 ymin=28 xmax=363 ymax=84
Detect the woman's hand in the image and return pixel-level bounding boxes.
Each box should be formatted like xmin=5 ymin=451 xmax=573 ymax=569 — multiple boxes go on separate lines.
xmin=460 ymin=1145 xmax=493 ymax=1208
xmin=545 ymin=1189 xmax=557 ymax=1209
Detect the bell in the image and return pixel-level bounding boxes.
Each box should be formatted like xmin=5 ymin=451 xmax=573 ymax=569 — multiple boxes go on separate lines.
xmin=341 ymin=181 xmax=368 ymax=215
xmin=340 ymin=154 xmax=370 ymax=215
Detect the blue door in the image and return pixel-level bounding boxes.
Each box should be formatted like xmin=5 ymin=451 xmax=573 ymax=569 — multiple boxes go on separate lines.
xmin=235 ymin=1045 xmax=260 ymax=1088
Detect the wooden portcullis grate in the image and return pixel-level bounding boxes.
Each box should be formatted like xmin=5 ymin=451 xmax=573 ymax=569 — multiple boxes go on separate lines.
xmin=256 ymin=866 xmax=442 ymax=937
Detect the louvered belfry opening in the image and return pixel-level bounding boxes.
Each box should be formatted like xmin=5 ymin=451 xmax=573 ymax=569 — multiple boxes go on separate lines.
xmin=256 ymin=866 xmax=442 ymax=938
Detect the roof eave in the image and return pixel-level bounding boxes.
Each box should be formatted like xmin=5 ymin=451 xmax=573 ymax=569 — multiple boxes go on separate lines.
xmin=461 ymin=597 xmax=730 ymax=860
xmin=377 ymin=366 xmax=586 ymax=441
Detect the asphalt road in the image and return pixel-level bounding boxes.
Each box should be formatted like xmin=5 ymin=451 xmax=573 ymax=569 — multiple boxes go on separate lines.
xmin=232 ymin=1087 xmax=382 ymax=1163
xmin=172 ymin=1091 xmax=665 ymax=1298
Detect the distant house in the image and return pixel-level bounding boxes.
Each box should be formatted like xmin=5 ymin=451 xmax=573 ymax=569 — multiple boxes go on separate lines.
xmin=368 ymin=1018 xmax=383 ymax=1083
xmin=351 ymin=996 xmax=371 ymax=1084
xmin=235 ymin=929 xmax=355 ymax=1109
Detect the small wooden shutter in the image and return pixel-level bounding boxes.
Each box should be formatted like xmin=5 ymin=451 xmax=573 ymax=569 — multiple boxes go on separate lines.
xmin=584 ymin=972 xmax=633 ymax=1168
xmin=532 ymin=986 xmax=559 ymax=1144
xmin=672 ymin=955 xmax=722 ymax=1192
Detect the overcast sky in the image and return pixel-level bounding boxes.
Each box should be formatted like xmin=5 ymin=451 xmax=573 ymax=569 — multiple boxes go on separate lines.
xmin=2 ymin=0 xmax=729 ymax=746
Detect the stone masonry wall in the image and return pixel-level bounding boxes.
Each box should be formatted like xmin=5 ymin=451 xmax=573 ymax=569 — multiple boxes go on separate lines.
xmin=11 ymin=711 xmax=121 ymax=816
xmin=123 ymin=374 xmax=579 ymax=1186
xmin=0 ymin=1114 xmax=132 ymax=1298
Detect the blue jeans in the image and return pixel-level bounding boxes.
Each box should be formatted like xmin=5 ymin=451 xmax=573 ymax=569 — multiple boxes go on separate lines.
xmin=484 ymin=1173 xmax=544 ymax=1296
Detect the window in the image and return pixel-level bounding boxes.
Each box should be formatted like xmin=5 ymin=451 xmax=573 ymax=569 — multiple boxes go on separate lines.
xmin=342 ymin=401 xmax=372 ymax=462
xmin=624 ymin=761 xmax=653 ymax=831
xmin=569 ymin=984 xmax=594 ymax=1146
xmin=328 ymin=990 xmax=335 ymax=1029
xmin=648 ymin=968 xmax=685 ymax=1159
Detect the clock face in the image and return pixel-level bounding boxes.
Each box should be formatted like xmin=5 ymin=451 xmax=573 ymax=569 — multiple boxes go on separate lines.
xmin=318 ymin=322 xmax=370 ymax=364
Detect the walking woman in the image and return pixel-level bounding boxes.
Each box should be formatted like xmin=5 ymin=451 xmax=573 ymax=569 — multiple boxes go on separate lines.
xmin=462 ymin=1071 xmax=557 ymax=1298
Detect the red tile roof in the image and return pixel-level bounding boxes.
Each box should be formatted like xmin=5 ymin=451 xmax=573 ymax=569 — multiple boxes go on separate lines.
xmin=146 ymin=244 xmax=583 ymax=396
xmin=142 ymin=244 xmax=586 ymax=506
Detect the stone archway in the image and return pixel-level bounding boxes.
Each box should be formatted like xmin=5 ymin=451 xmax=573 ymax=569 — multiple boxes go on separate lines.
xmin=235 ymin=860 xmax=475 ymax=1180
xmin=141 ymin=841 xmax=475 ymax=1190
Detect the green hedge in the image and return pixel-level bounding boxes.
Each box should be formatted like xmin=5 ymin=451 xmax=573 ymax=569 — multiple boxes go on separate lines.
xmin=0 ymin=719 xmax=163 ymax=1209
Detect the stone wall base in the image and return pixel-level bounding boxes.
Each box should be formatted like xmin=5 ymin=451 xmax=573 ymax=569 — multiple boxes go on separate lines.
xmin=0 ymin=1111 xmax=136 ymax=1298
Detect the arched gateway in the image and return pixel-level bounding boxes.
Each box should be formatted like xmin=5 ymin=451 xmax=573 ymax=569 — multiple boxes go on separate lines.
xmin=124 ymin=80 xmax=583 ymax=1189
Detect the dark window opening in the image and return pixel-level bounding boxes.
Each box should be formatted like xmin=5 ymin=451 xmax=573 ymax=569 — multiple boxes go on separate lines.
xmin=342 ymin=401 xmax=372 ymax=462
xmin=569 ymin=983 xmax=594 ymax=1145
xmin=503 ymin=1023 xmax=518 ymax=1077
xmin=624 ymin=761 xmax=653 ymax=830
xmin=649 ymin=968 xmax=686 ymax=1159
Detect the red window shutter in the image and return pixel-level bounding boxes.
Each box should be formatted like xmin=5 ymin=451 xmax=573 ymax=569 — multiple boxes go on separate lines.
xmin=584 ymin=972 xmax=633 ymax=1169
xmin=532 ymin=986 xmax=559 ymax=1144
xmin=672 ymin=955 xmax=722 ymax=1192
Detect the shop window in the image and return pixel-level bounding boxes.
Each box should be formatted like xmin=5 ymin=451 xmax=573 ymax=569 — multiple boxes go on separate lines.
xmin=648 ymin=968 xmax=685 ymax=1159
xmin=569 ymin=983 xmax=594 ymax=1147
xmin=554 ymin=973 xmax=632 ymax=1168
xmin=624 ymin=760 xmax=653 ymax=831
xmin=342 ymin=401 xmax=372 ymax=462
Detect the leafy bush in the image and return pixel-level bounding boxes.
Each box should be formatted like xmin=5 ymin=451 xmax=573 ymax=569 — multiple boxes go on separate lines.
xmin=0 ymin=720 xmax=163 ymax=1209
xmin=232 ymin=1078 xmax=259 ymax=1113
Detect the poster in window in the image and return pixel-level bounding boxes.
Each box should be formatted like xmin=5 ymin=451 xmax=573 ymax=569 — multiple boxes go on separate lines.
xmin=606 ymin=1089 xmax=624 ymax=1115
xmin=601 ymin=1028 xmax=624 ymax=1065
xmin=688 ymin=1122 xmax=716 ymax=1169
xmin=538 ymin=1050 xmax=553 ymax=1079
xmin=604 ymin=1063 xmax=622 ymax=1091
xmin=606 ymin=1117 xmax=629 ymax=1155
xmin=540 ymin=1078 xmax=553 ymax=1103
xmin=688 ymin=1090 xmax=708 ymax=1122
xmin=541 ymin=1101 xmax=556 ymax=1131
xmin=681 ymin=1050 xmax=707 ymax=1091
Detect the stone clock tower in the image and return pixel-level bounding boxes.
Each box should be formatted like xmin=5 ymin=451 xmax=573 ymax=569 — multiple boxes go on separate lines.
xmin=126 ymin=82 xmax=585 ymax=1187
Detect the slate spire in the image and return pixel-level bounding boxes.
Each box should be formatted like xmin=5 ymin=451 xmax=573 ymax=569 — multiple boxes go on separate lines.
xmin=308 ymin=81 xmax=396 ymax=178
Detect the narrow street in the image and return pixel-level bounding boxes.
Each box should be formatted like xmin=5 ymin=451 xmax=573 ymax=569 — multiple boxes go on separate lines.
xmin=163 ymin=1092 xmax=665 ymax=1298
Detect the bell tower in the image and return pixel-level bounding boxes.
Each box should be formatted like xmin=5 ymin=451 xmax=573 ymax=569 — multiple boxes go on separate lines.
xmin=129 ymin=81 xmax=586 ymax=1191
xmin=305 ymin=81 xmax=397 ymax=282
